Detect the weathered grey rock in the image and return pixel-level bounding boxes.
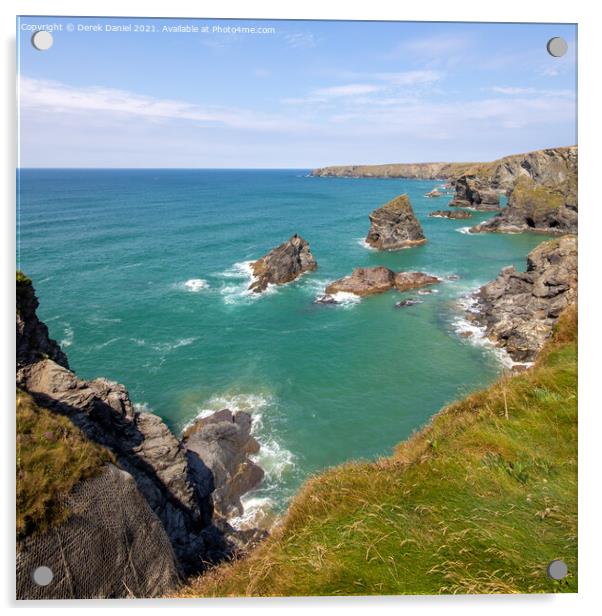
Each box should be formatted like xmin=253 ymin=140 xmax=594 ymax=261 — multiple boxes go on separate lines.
xmin=325 ymin=267 xmax=440 ymax=297
xmin=365 ymin=194 xmax=426 ymax=250
xmin=472 ymin=235 xmax=577 ymax=361
xmin=429 ymin=209 xmax=472 ymax=219
xmin=184 ymin=410 xmax=264 ymax=519
xmin=470 ymin=175 xmax=577 ymax=235
xmin=249 ymin=234 xmax=317 ymax=293
xmin=449 ymin=175 xmax=501 ymax=211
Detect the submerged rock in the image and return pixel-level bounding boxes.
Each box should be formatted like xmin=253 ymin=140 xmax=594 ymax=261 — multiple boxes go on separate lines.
xmin=472 ymin=235 xmax=577 ymax=362
xmin=449 ymin=175 xmax=501 ymax=211
xmin=429 ymin=209 xmax=472 ymax=219
xmin=394 ymin=298 xmax=423 ymax=308
xmin=325 ymin=267 xmax=440 ymax=297
xmin=470 ymin=175 xmax=577 ymax=235
xmin=365 ymin=194 xmax=426 ymax=250
xmin=184 ymin=410 xmax=264 ymax=519
xmin=313 ymin=294 xmax=339 ymax=305
xmin=249 ymin=234 xmax=317 ymax=293
xmin=425 ymin=189 xmax=442 ymax=198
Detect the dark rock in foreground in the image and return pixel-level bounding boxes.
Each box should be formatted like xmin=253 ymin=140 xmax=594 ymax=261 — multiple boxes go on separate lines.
xmin=449 ymin=175 xmax=501 ymax=211
xmin=249 ymin=234 xmax=317 ymax=293
xmin=325 ymin=267 xmax=440 ymax=297
xmin=429 ymin=209 xmax=472 ymax=219
xmin=470 ymin=175 xmax=577 ymax=235
xmin=183 ymin=409 xmax=264 ymax=519
xmin=365 ymin=194 xmax=426 ymax=250
xmin=472 ymin=235 xmax=577 ymax=362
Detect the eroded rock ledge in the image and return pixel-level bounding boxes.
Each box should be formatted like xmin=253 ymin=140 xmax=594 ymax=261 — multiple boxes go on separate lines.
xmin=470 ymin=235 xmax=577 ymax=362
xmin=366 ymin=194 xmax=426 ymax=250
xmin=249 ymin=234 xmax=317 ymax=293
xmin=449 ymin=175 xmax=501 ymax=211
xmin=324 ymin=267 xmax=440 ymax=297
xmin=429 ymin=209 xmax=472 ymax=219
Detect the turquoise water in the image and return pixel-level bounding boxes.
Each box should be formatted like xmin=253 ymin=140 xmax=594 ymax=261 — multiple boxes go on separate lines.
xmin=17 ymin=169 xmax=550 ymax=514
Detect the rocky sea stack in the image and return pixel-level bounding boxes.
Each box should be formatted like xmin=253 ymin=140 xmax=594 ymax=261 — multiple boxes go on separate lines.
xmin=325 ymin=267 xmax=440 ymax=297
xmin=365 ymin=194 xmax=426 ymax=251
xmin=471 ymin=235 xmax=577 ymax=362
xmin=249 ymin=234 xmax=317 ymax=293
xmin=449 ymin=175 xmax=501 ymax=211
xmin=470 ymin=175 xmax=577 ymax=235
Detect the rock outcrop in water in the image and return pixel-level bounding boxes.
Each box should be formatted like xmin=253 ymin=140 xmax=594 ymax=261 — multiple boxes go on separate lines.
xmin=16 ymin=274 xmax=264 ymax=598
xmin=325 ymin=267 xmax=440 ymax=297
xmin=449 ymin=175 xmax=501 ymax=211
xmin=183 ymin=409 xmax=264 ymax=520
xmin=470 ymin=175 xmax=578 ymax=235
xmin=249 ymin=234 xmax=317 ymax=293
xmin=429 ymin=209 xmax=472 ymax=219
xmin=470 ymin=235 xmax=577 ymax=362
xmin=365 ymin=194 xmax=426 ymax=250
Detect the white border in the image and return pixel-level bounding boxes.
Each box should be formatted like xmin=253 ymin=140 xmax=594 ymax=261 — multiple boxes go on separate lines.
xmin=2 ymin=1 xmax=599 ymax=614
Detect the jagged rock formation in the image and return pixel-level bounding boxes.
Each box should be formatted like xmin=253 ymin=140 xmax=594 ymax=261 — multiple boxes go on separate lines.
xmin=184 ymin=410 xmax=264 ymax=519
xmin=325 ymin=267 xmax=440 ymax=297
xmin=471 ymin=235 xmax=577 ymax=362
xmin=249 ymin=234 xmax=317 ymax=293
xmin=470 ymin=175 xmax=577 ymax=235
xmin=365 ymin=194 xmax=426 ymax=250
xmin=449 ymin=175 xmax=501 ymax=210
xmin=15 ymin=275 xmax=265 ymax=598
xmin=429 ymin=209 xmax=472 ymax=219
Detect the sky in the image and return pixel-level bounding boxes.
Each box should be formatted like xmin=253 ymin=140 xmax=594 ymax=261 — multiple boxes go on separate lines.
xmin=17 ymin=17 xmax=577 ymax=168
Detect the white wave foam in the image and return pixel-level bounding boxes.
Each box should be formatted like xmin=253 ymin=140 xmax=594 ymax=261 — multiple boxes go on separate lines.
xmin=60 ymin=324 xmax=74 ymax=348
xmin=131 ymin=336 xmax=197 ymax=353
xmin=455 ymin=226 xmax=473 ymax=235
xmin=182 ymin=391 xmax=295 ymax=527
xmin=218 ymin=260 xmax=273 ymax=305
xmin=182 ymin=278 xmax=209 ymax=292
xmin=95 ymin=337 xmax=121 ymax=350
xmin=133 ymin=401 xmax=153 ymax=414
xmin=331 ymin=291 xmax=361 ymax=307
xmin=356 ymin=237 xmax=376 ymax=251
xmin=452 ymin=294 xmax=529 ymax=370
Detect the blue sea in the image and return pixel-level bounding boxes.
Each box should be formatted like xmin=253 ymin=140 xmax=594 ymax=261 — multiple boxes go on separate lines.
xmin=17 ymin=169 xmax=550 ymax=522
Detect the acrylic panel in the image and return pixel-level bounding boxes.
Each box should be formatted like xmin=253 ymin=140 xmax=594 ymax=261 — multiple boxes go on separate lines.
xmin=16 ymin=16 xmax=577 ymax=599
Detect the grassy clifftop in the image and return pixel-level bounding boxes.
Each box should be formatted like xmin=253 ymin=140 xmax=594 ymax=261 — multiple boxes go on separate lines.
xmin=178 ymin=305 xmax=577 ymax=596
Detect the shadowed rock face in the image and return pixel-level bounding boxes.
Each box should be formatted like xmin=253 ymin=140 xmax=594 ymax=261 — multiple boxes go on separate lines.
xmin=183 ymin=410 xmax=264 ymax=519
xmin=325 ymin=267 xmax=440 ymax=297
xmin=429 ymin=209 xmax=472 ymax=219
xmin=471 ymin=235 xmax=577 ymax=362
xmin=449 ymin=175 xmax=501 ymax=211
xmin=249 ymin=234 xmax=317 ymax=293
xmin=365 ymin=194 xmax=426 ymax=250
xmin=470 ymin=175 xmax=577 ymax=235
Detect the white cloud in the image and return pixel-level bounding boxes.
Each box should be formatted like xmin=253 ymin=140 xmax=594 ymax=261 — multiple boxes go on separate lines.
xmin=374 ymin=70 xmax=441 ymax=86
xmin=490 ymin=86 xmax=575 ymax=98
xmin=312 ymin=83 xmax=383 ymax=97
xmin=18 ymin=76 xmax=303 ymax=132
xmin=283 ymin=32 xmax=317 ymax=49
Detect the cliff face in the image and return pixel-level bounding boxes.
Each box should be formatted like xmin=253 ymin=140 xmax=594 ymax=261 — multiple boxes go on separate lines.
xmin=15 ymin=275 xmax=264 ymax=598
xmin=471 ymin=235 xmax=578 ymax=362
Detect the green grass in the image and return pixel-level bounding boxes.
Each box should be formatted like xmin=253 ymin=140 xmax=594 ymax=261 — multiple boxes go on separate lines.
xmin=16 ymin=389 xmax=114 ymax=541
xmin=178 ymin=305 xmax=577 ymax=596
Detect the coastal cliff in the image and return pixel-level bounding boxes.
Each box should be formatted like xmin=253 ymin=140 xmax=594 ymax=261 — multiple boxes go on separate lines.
xmin=311 ymin=146 xmax=576 ymax=188
xmin=16 ymin=274 xmax=263 ymax=599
